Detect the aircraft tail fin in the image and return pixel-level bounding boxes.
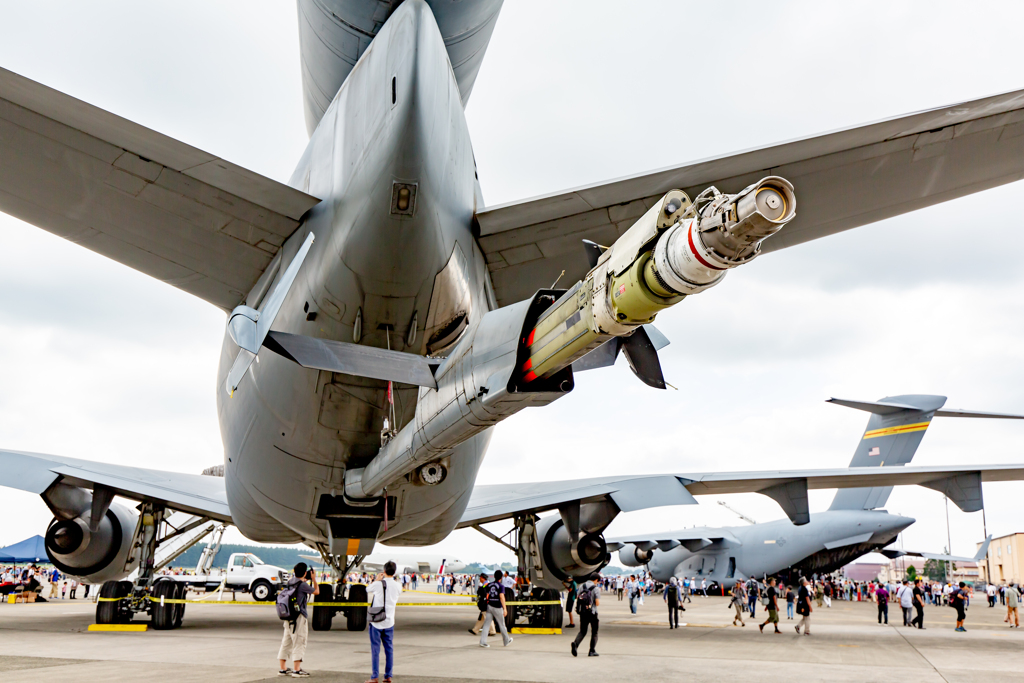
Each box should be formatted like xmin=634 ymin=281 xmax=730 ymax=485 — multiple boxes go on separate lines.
xmin=827 ymin=395 xmax=1024 ymax=510
xmin=974 ymin=535 xmax=992 ymax=562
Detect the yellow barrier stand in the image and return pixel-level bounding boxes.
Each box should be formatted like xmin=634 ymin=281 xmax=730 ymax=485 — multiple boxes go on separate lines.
xmin=511 ymin=627 xmax=562 ymax=635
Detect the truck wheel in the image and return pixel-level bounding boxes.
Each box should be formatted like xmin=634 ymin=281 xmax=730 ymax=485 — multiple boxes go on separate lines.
xmin=251 ymin=579 xmax=274 ymax=602
xmin=96 ymin=580 xmax=128 ymax=625
xmin=346 ymin=584 xmax=367 ymax=631
xmin=172 ymin=582 xmax=187 ymax=628
xmin=311 ymin=583 xmax=334 ymax=631
xmin=150 ymin=580 xmax=176 ymax=630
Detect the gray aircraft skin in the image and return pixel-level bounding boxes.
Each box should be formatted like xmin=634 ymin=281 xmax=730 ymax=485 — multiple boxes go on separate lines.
xmin=613 ymin=395 xmax=1024 ymax=584
xmin=7 ymin=0 xmax=1024 ymax=616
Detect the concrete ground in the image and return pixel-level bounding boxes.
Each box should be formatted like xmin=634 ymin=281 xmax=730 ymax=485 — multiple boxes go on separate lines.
xmin=1 ymin=585 xmax=1021 ymax=683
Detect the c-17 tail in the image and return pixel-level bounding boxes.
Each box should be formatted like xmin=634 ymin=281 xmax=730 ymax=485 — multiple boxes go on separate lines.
xmin=827 ymin=395 xmax=1024 ymax=511
xmin=880 ymin=535 xmax=993 ymax=564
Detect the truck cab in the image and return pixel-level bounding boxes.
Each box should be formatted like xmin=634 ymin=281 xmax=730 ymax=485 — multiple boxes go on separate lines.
xmin=222 ymin=552 xmax=286 ymax=601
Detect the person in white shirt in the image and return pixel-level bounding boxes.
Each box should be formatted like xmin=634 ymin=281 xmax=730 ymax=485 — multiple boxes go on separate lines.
xmin=896 ymin=581 xmax=913 ymax=626
xmin=366 ymin=561 xmax=402 ymax=683
xmin=502 ymin=573 xmax=515 ymax=590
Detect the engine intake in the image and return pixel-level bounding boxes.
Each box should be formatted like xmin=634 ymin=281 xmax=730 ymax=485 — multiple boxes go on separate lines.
xmin=529 ymin=514 xmax=609 ymax=589
xmin=617 ymin=544 xmax=653 ymax=567
xmin=45 ymin=502 xmax=139 ymax=584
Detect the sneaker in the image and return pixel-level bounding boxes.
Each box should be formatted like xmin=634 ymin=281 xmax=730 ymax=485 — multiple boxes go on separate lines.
xmin=566 ymin=623 xmax=576 ymax=628
xmin=588 ymin=652 xmax=599 ymax=657
xmin=278 ymin=671 xmax=290 ymax=677
xmin=504 ymin=637 xmax=513 ymax=647
xmin=571 ymin=642 xmax=578 ymax=657
xmin=759 ymin=624 xmax=764 ymax=633
xmin=480 ymin=643 xmax=490 ymax=648
xmin=292 ymin=671 xmax=310 ymax=678
xmin=795 ymin=626 xmax=800 ymax=634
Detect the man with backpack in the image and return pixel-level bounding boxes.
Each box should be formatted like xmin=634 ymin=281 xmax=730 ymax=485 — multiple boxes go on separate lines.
xmin=794 ymin=577 xmax=813 ymax=635
xmin=664 ymin=577 xmax=682 ymax=629
xmin=276 ymin=562 xmax=319 ymax=677
xmin=479 ymin=570 xmax=513 ymax=648
xmin=366 ymin=560 xmax=401 ymax=683
xmin=469 ymin=572 xmax=496 ymax=636
xmin=571 ymin=572 xmax=601 ymax=657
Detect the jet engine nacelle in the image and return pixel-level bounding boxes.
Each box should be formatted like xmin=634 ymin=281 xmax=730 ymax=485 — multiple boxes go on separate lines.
xmin=44 ymin=502 xmax=139 ymax=584
xmin=617 ymin=544 xmax=653 ymax=568
xmin=530 ymin=514 xmax=609 ymax=589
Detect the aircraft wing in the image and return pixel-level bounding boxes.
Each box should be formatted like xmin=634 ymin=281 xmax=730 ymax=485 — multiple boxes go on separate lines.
xmin=0 ymin=448 xmax=232 ymax=523
xmin=459 ymin=464 xmax=1024 ymax=527
xmin=605 ymin=527 xmax=741 ymax=553
xmin=0 ymin=67 xmax=321 ymax=311
xmin=477 ymin=88 xmax=1024 ymax=306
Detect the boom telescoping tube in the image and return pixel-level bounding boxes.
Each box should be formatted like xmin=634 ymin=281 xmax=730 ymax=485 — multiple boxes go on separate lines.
xmin=520 ymin=177 xmax=796 ymax=383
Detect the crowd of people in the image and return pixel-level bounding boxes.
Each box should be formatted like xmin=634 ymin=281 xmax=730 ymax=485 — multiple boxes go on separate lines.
xmin=0 ymin=564 xmax=92 ymax=602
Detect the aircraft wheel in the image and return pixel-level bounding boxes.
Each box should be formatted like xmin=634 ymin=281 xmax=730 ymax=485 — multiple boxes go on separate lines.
xmin=346 ymin=584 xmax=367 ymax=631
xmin=504 ymin=587 xmax=517 ymax=632
xmin=311 ymin=583 xmax=334 ymax=631
xmin=150 ymin=580 xmax=176 ymax=630
xmin=172 ymin=582 xmax=187 ymax=628
xmin=251 ymin=579 xmax=275 ymax=602
xmin=96 ymin=580 xmax=131 ymax=624
xmin=541 ymin=588 xmax=562 ymax=628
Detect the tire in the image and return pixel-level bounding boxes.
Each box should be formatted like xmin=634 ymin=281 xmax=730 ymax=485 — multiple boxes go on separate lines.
xmin=250 ymin=579 xmax=275 ymax=602
xmin=172 ymin=582 xmax=186 ymax=628
xmin=538 ymin=588 xmax=562 ymax=628
xmin=311 ymin=583 xmax=334 ymax=631
xmin=504 ymin=587 xmax=517 ymax=632
xmin=150 ymin=580 xmax=176 ymax=630
xmin=346 ymin=584 xmax=367 ymax=632
xmin=96 ymin=580 xmax=126 ymax=625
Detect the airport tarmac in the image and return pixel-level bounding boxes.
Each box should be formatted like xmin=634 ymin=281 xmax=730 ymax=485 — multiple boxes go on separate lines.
xmin=1 ymin=586 xmax=1021 ymax=683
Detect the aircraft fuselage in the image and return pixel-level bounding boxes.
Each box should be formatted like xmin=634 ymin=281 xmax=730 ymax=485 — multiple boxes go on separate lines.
xmin=215 ymin=1 xmax=492 ymax=547
xmin=645 ymin=510 xmax=914 ymax=584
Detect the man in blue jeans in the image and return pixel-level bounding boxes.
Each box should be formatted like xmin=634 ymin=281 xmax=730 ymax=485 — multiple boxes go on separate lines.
xmin=366 ymin=561 xmax=401 ymax=683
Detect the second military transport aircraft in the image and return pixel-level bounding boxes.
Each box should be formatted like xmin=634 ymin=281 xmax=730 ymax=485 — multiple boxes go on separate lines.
xmin=612 ymin=395 xmax=1022 ymax=585
xmin=2 ymin=1 xmax=1024 ymax=631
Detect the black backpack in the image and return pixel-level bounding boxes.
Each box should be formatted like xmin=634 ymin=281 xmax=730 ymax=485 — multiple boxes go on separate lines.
xmin=666 ymin=584 xmax=679 ymax=602
xmin=575 ymin=584 xmax=594 ymax=614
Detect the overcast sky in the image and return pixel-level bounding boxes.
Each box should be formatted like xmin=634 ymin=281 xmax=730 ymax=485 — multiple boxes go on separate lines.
xmin=3 ymin=1 xmax=1024 ymax=570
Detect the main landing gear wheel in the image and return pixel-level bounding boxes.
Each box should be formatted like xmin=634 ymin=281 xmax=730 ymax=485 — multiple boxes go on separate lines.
xmin=251 ymin=579 xmax=275 ymax=602
xmin=346 ymin=584 xmax=367 ymax=631
xmin=504 ymin=587 xmax=517 ymax=632
xmin=150 ymin=580 xmax=177 ymax=630
xmin=172 ymin=582 xmax=186 ymax=628
xmin=311 ymin=583 xmax=334 ymax=631
xmin=96 ymin=580 xmax=131 ymax=625
xmin=539 ymin=588 xmax=562 ymax=628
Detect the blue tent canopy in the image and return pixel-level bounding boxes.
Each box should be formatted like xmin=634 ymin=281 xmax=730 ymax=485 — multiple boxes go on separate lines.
xmin=0 ymin=535 xmax=48 ymax=563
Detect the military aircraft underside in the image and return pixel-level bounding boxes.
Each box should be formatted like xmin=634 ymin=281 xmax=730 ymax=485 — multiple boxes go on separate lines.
xmin=3 ymin=0 xmax=1024 ymax=631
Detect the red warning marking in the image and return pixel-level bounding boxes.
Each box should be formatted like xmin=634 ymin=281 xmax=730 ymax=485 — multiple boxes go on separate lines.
xmin=688 ymin=225 xmax=724 ymax=271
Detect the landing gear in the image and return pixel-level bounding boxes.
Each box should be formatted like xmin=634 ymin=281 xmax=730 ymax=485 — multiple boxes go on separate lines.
xmin=96 ymin=580 xmax=132 ymax=624
xmin=150 ymin=579 xmax=177 ymax=630
xmin=306 ymin=545 xmax=368 ymax=631
xmin=346 ymin=584 xmax=368 ymax=631
xmin=311 ymin=583 xmax=334 ymax=631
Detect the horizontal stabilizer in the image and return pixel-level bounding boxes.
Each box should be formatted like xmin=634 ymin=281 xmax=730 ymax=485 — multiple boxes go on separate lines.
xmin=880 ymin=536 xmax=991 ymax=564
xmin=830 ymin=397 xmax=1024 ymax=420
xmin=934 ymin=408 xmax=1024 ymax=419
xmin=265 ymin=331 xmax=440 ymax=389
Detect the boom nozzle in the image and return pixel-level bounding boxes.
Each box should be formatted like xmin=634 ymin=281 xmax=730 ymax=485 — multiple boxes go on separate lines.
xmin=519 ymin=177 xmax=797 ymax=385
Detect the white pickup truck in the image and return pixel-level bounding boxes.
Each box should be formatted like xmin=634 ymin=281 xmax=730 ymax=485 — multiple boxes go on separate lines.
xmin=161 ymin=552 xmax=288 ymax=601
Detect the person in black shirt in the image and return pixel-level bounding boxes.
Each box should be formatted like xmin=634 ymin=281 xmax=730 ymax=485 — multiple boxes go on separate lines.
xmin=469 ymin=573 xmax=496 ymax=636
xmin=911 ymin=579 xmax=926 ymax=629
xmin=951 ymin=582 xmax=968 ymax=632
xmin=664 ymin=578 xmax=681 ymax=629
xmin=795 ymin=577 xmax=813 ymax=635
xmin=759 ymin=577 xmax=781 ymax=633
